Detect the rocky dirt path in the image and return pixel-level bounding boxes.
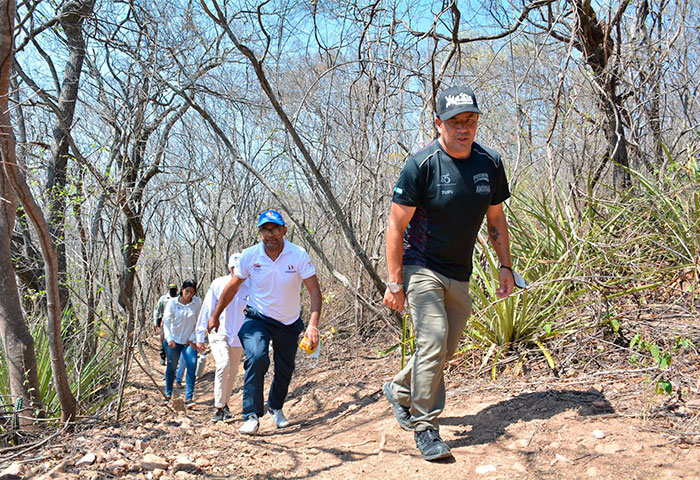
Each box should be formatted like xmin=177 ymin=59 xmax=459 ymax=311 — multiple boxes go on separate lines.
xmin=4 ymin=338 xmax=700 ymax=479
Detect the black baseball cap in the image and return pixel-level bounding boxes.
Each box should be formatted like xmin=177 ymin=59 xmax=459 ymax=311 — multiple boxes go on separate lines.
xmin=436 ymin=86 xmax=482 ymax=120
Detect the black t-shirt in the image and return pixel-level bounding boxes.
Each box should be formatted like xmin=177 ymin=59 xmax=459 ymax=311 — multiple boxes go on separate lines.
xmin=392 ymin=140 xmax=510 ymax=281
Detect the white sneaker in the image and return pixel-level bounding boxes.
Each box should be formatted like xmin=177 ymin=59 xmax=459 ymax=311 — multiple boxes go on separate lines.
xmin=268 ymin=407 xmax=290 ymax=428
xmin=239 ymin=414 xmax=259 ymax=435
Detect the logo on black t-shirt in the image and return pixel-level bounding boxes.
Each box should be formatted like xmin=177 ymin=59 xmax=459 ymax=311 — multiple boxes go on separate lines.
xmin=473 ymin=173 xmax=491 ymax=195
xmin=439 ymin=173 xmax=456 ymax=196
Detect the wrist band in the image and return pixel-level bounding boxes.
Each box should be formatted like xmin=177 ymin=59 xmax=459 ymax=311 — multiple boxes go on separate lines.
xmin=499 ymin=265 xmax=513 ymax=272
xmin=308 ymin=325 xmax=319 ymax=332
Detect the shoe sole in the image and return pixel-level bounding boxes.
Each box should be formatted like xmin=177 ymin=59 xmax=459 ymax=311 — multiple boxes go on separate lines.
xmin=382 ymin=382 xmax=413 ymax=431
xmin=421 ymin=449 xmax=453 ymax=461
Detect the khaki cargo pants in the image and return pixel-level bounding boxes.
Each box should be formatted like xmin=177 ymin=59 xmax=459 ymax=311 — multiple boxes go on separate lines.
xmin=391 ymin=265 xmax=472 ymax=432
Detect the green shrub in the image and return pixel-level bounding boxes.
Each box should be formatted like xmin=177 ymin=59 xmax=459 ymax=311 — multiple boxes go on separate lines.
xmin=0 ymin=317 xmax=119 ymax=420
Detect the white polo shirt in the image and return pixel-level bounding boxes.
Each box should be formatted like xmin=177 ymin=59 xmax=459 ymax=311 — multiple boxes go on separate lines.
xmin=234 ymin=240 xmax=316 ymax=325
xmin=195 ymin=274 xmax=249 ymax=347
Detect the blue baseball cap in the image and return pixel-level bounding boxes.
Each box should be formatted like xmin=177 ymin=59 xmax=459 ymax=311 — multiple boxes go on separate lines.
xmin=258 ymin=209 xmax=285 ymax=228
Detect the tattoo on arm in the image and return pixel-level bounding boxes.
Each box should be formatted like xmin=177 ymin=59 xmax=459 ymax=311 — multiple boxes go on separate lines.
xmin=489 ymin=225 xmax=501 ymax=243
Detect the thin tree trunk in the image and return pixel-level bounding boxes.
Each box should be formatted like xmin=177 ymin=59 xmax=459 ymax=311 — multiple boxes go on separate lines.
xmin=4 ymin=131 xmax=78 ymax=424
xmin=9 ymin=83 xmax=44 ymax=306
xmin=0 ymin=6 xmax=43 ymax=414
xmin=114 ymin=277 xmax=135 ymax=422
xmin=572 ymin=0 xmax=632 ymax=191
xmin=75 ymin=169 xmax=97 ymax=363
xmin=46 ymin=0 xmax=95 ymax=311
xmin=0 ymin=0 xmax=75 ymax=423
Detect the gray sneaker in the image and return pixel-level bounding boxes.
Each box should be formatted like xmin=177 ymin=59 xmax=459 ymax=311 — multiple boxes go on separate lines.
xmin=223 ymin=405 xmax=235 ymax=422
xmin=267 ymin=407 xmax=290 ymax=428
xmin=382 ymin=382 xmax=413 ymax=431
xmin=414 ymin=428 xmax=452 ymax=461
xmin=211 ymin=408 xmax=225 ymax=423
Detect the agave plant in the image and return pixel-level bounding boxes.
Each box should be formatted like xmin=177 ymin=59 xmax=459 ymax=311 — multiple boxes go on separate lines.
xmin=464 ymin=187 xmax=655 ymax=377
xmin=1 ymin=317 xmax=120 ymax=420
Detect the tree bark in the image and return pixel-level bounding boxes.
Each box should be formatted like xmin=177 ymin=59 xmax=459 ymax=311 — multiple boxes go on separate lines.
xmin=4 ymin=134 xmax=78 ymax=424
xmin=0 ymin=0 xmax=43 ymax=419
xmin=8 ymin=80 xmax=45 ymax=307
xmin=46 ymin=0 xmax=95 ymax=311
xmin=0 ymin=0 xmax=45 ymax=421
xmin=1 ymin=3 xmax=77 ymax=423
xmin=571 ymin=0 xmax=631 ymax=190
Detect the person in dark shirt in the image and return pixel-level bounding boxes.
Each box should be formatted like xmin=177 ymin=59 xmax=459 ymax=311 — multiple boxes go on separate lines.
xmin=153 ymin=283 xmax=178 ymax=365
xmin=382 ymin=85 xmax=515 ymax=461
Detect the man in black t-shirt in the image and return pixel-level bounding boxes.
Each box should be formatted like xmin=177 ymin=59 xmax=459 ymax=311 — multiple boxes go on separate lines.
xmin=382 ymin=86 xmax=515 ymax=461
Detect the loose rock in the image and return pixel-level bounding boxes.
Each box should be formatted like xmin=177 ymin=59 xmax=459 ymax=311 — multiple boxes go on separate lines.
xmin=75 ymin=452 xmax=96 ymax=467
xmin=475 ymin=464 xmax=497 ymax=474
xmin=171 ymin=398 xmax=186 ymax=412
xmin=172 ymin=455 xmax=198 ymax=473
xmin=0 ymin=462 xmax=25 ymax=480
xmin=141 ymin=453 xmax=169 ymax=471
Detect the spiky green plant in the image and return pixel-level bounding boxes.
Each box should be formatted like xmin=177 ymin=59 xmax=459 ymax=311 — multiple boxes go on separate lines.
xmin=465 ymin=182 xmax=665 ymax=376
xmin=465 ymin=192 xmax=590 ymax=376
xmin=0 ymin=318 xmax=119 ymax=420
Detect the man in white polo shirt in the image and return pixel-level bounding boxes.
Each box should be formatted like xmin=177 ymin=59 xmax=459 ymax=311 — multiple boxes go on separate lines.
xmin=208 ymin=209 xmax=322 ymax=435
xmin=195 ymin=252 xmax=249 ymax=423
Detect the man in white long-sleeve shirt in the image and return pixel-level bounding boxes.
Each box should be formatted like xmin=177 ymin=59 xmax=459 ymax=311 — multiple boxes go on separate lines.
xmin=196 ymin=253 xmax=249 ymax=423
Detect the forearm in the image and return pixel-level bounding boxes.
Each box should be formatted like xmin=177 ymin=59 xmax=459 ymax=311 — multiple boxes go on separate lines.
xmin=195 ymin=294 xmax=213 ymax=342
xmin=487 ymin=214 xmax=512 ymax=267
xmin=308 ymin=289 xmax=322 ymax=328
xmin=386 ymin=219 xmax=405 ymax=283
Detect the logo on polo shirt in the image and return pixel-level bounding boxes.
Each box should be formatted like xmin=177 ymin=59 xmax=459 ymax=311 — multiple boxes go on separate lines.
xmin=253 ymin=263 xmax=261 ymax=269
xmin=285 ymin=264 xmax=296 ymax=273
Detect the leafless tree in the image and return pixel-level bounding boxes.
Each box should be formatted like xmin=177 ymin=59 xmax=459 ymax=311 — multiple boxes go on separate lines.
xmin=2 ymin=0 xmax=77 ymax=423
xmin=0 ymin=0 xmax=43 ymax=420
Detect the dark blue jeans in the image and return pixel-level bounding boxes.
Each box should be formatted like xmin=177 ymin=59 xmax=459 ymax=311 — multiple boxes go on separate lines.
xmin=238 ymin=306 xmax=304 ymax=419
xmin=164 ymin=341 xmax=197 ymax=401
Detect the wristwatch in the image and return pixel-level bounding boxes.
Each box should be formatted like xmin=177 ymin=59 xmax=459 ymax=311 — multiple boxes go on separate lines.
xmin=387 ymin=282 xmax=403 ymax=293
